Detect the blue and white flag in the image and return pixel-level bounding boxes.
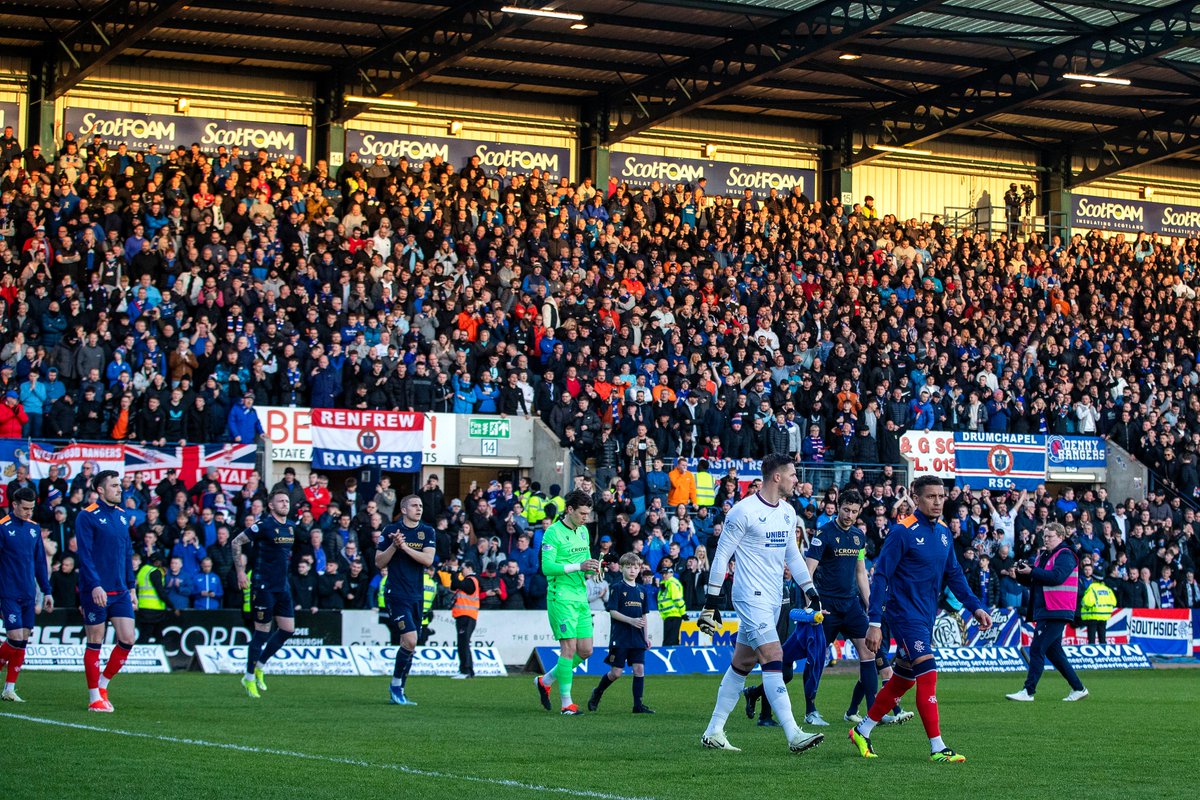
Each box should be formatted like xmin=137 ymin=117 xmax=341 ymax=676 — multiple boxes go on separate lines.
xmin=954 ymin=433 xmax=1046 ymax=490
xmin=310 ymin=409 xmax=423 ymax=471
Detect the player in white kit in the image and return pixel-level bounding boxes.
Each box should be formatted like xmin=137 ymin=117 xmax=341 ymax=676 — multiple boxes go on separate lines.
xmin=699 ymin=453 xmax=824 ymax=754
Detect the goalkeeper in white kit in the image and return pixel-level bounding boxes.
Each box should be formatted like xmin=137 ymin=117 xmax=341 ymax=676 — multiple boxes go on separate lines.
xmin=699 ymin=453 xmax=824 ymax=754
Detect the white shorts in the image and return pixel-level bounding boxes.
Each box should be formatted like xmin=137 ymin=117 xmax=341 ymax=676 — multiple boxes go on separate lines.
xmin=734 ymin=602 xmax=780 ymax=651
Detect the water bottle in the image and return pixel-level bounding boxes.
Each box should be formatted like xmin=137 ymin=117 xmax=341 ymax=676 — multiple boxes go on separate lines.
xmin=788 ymin=607 xmax=824 ymax=625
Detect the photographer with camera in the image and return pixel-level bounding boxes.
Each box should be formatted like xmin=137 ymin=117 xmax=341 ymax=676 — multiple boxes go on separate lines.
xmin=1005 ymin=523 xmax=1088 ymax=703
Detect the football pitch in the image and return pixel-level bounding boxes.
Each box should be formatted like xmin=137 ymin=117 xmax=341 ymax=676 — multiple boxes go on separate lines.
xmin=2 ymin=669 xmax=1193 ymax=800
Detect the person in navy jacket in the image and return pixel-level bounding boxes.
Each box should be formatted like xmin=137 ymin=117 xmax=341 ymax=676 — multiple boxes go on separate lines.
xmin=0 ymin=486 xmax=52 ymax=701
xmin=75 ymin=471 xmax=137 ymax=713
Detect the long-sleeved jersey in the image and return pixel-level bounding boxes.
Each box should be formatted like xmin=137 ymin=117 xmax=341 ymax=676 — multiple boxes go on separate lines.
xmin=540 ymin=518 xmax=590 ymax=604
xmin=0 ymin=514 xmax=50 ymax=600
xmin=707 ymin=492 xmax=812 ymax=609
xmin=75 ymin=500 xmax=135 ymax=595
xmin=868 ymin=511 xmax=981 ymax=625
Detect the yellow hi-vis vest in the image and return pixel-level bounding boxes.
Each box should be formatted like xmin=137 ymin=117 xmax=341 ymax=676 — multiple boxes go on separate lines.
xmin=525 ymin=493 xmax=547 ymax=524
xmin=423 ymin=573 xmax=437 ymax=616
xmin=695 ymin=472 xmax=717 ymax=507
xmin=135 ymin=564 xmax=167 ymax=611
xmin=1081 ymin=582 xmax=1117 ymax=621
xmin=658 ymin=575 xmax=687 ymax=619
xmin=377 ymin=575 xmax=388 ymax=609
xmin=242 ymin=569 xmax=253 ymax=613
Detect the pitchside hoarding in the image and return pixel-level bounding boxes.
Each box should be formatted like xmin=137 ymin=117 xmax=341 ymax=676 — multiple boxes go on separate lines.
xmin=344 ymin=128 xmax=571 ymax=180
xmin=62 ymin=107 xmax=309 ymax=161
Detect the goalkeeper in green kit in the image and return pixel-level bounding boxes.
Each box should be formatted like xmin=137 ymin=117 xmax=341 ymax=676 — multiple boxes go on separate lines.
xmin=534 ymin=490 xmax=601 ymax=715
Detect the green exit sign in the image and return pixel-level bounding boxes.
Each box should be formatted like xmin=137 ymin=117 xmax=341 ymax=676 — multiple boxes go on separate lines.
xmin=469 ymin=418 xmax=511 ymax=439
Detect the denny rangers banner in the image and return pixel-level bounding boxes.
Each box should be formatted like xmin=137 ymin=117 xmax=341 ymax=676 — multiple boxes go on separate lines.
xmin=310 ymin=409 xmax=423 ymax=471
xmin=953 ymin=432 xmax=1046 ymax=490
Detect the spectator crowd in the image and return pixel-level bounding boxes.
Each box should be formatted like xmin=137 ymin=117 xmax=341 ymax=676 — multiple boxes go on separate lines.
xmin=2 ymin=121 xmax=1200 ymax=620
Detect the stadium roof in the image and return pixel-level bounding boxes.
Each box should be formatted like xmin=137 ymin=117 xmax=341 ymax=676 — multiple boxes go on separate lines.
xmin=6 ymin=0 xmax=1200 ymax=180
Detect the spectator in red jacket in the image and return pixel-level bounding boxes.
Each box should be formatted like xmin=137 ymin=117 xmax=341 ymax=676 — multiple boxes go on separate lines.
xmin=0 ymin=391 xmax=28 ymax=437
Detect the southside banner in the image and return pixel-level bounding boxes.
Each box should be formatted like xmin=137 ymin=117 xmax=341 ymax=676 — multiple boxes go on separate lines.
xmin=610 ymin=148 xmax=817 ymax=199
xmin=344 ymin=128 xmax=571 ymax=180
xmin=1072 ymin=193 xmax=1200 ymax=238
xmin=1127 ymin=608 xmax=1192 ymax=657
xmin=62 ymin=106 xmax=309 ymax=161
xmin=954 ymin=432 xmax=1046 ymax=490
xmin=1046 ymin=435 xmax=1106 ymax=473
xmin=310 ymin=409 xmax=423 ymax=471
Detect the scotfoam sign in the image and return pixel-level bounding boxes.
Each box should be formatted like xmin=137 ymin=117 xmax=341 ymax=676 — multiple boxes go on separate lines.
xmin=344 ymin=129 xmax=570 ymax=179
xmin=1073 ymin=193 xmax=1200 ymax=237
xmin=611 ymin=148 xmax=815 ymax=199
xmin=63 ymin=107 xmax=309 ymax=161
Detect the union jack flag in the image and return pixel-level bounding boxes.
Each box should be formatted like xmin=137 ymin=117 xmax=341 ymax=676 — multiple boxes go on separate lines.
xmin=123 ymin=444 xmax=257 ymax=488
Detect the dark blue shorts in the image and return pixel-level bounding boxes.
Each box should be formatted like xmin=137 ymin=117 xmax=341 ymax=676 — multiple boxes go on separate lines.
xmin=875 ymin=619 xmax=893 ymax=668
xmin=821 ymin=602 xmax=870 ymax=641
xmin=887 ymin=617 xmax=933 ymax=662
xmin=385 ymin=596 xmax=422 ymax=635
xmin=80 ymin=591 xmax=135 ymax=625
xmin=1 ymin=597 xmax=35 ymax=631
xmin=605 ymin=647 xmax=646 ymax=669
xmin=252 ymin=586 xmax=294 ymax=624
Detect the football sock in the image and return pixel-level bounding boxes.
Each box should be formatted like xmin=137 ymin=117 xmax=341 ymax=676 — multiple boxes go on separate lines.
xmin=555 ymin=653 xmax=575 ymax=707
xmin=259 ymin=629 xmax=293 ymax=665
xmin=930 ymin=735 xmax=946 ymax=753
xmin=848 ymin=680 xmax=865 ymax=715
xmin=394 ymin=645 xmax=415 ymax=687
xmin=761 ymin=665 xmax=800 ymax=740
xmin=632 ymin=676 xmax=644 ymax=706
xmin=705 ymin=665 xmax=749 ymax=736
xmin=4 ymin=640 xmax=26 ymax=688
xmin=595 ymin=673 xmax=615 ymax=698
xmin=101 ymin=640 xmax=133 ymax=685
xmin=84 ymin=643 xmax=102 ymax=701
xmin=915 ymin=670 xmax=941 ymax=743
xmin=0 ymin=639 xmax=13 ymax=667
xmin=859 ymin=659 xmax=879 ymax=712
xmin=866 ymin=673 xmax=915 ymax=726
xmin=246 ymin=629 xmax=271 ymax=676
xmin=541 ymin=668 xmax=557 ymax=687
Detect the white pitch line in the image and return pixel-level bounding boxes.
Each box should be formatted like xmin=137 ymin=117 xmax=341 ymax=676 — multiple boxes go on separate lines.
xmin=0 ymin=712 xmax=654 ymax=800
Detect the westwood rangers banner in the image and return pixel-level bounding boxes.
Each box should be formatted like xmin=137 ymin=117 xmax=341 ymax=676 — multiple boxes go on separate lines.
xmin=310 ymin=409 xmax=423 ymax=471
xmin=29 ymin=442 xmax=125 ymax=480
xmin=123 ymin=444 xmax=257 ymax=487
xmin=953 ymin=432 xmax=1046 ymax=490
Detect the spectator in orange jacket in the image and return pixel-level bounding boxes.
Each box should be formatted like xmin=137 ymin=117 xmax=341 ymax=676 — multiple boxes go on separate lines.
xmin=667 ymin=457 xmax=697 ymax=508
xmin=0 ymin=391 xmax=28 ymax=437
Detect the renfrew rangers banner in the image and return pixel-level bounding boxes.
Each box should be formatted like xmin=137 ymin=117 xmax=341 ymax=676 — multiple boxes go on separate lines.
xmin=310 ymin=409 xmax=423 ymax=471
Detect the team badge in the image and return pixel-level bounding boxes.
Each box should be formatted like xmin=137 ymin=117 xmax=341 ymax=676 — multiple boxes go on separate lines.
xmin=987 ymin=445 xmax=1014 ymax=476
xmin=357 ymin=429 xmax=381 ymax=453
xmin=941 ymin=533 xmax=949 ymax=547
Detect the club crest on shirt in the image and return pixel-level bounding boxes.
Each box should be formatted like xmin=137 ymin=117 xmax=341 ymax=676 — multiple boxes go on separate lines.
xmin=941 ymin=533 xmax=949 ymax=547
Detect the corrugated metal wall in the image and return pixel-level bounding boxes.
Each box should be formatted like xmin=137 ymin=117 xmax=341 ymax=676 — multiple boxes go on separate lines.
xmin=348 ymin=90 xmax=577 ymax=175
xmin=618 ymin=116 xmax=820 ymax=171
xmin=1084 ymin=162 xmax=1200 ymax=206
xmin=57 ymin=65 xmax=314 ymax=146
xmin=852 ymin=142 xmax=1039 ymax=221
xmin=0 ymin=55 xmax=28 ymax=132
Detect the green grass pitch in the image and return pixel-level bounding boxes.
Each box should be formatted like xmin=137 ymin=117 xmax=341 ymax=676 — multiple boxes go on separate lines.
xmin=1 ymin=669 xmax=1193 ymax=800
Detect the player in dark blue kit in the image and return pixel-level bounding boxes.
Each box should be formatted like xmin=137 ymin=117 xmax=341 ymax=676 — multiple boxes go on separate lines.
xmin=75 ymin=471 xmax=137 ymax=712
xmin=588 ymin=553 xmax=655 ymax=714
xmin=849 ymin=476 xmax=993 ymax=763
xmin=375 ymin=494 xmax=434 ymax=706
xmin=800 ymin=489 xmax=912 ymax=727
xmin=0 ymin=487 xmax=52 ymax=702
xmin=232 ymin=489 xmax=296 ymax=699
